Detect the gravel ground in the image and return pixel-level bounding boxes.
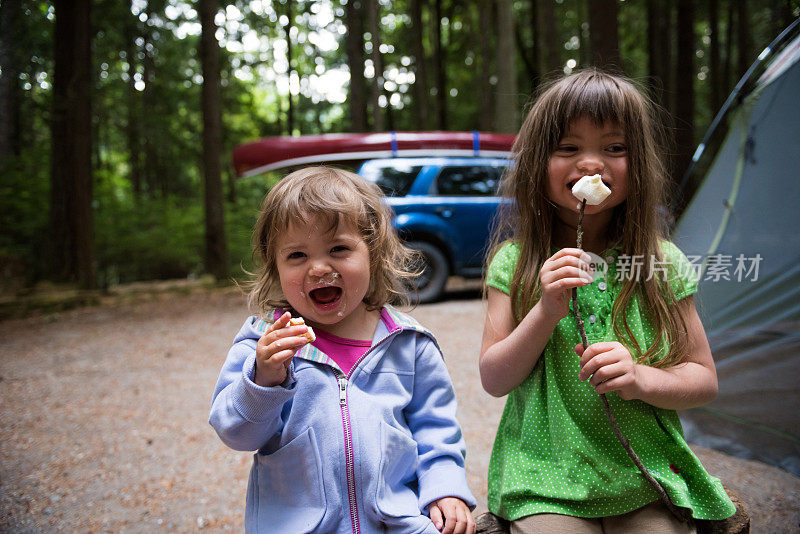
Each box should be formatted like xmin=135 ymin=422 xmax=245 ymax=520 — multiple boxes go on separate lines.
xmin=1 ymin=285 xmax=799 ymax=533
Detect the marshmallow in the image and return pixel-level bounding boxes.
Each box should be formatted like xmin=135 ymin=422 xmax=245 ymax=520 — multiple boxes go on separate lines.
xmin=289 ymin=317 xmax=316 ymax=342
xmin=571 ymin=174 xmax=611 ymax=206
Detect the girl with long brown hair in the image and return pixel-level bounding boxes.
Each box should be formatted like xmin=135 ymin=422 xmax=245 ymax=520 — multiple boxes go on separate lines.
xmin=480 ymin=69 xmax=736 ymax=532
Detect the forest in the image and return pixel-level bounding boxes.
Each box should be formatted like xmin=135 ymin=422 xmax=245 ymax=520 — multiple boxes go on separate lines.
xmin=0 ymin=0 xmax=797 ymax=292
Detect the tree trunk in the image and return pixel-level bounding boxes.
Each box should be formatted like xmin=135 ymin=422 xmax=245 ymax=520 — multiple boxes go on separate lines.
xmin=343 ymin=1 xmax=367 ymax=132
xmin=515 ymin=19 xmax=536 ymax=86
xmin=411 ymin=0 xmax=429 ymax=130
xmin=723 ymin=0 xmax=734 ymax=95
xmin=736 ymin=0 xmax=752 ymax=81
xmin=477 ymin=0 xmax=494 ymax=131
xmin=528 ymin=0 xmax=540 ymax=91
xmin=434 ymin=0 xmax=447 ymax=130
xmin=647 ymin=0 xmax=672 ymax=112
xmin=284 ymin=1 xmax=295 ymax=135
xmin=141 ymin=27 xmax=161 ymax=197
xmin=367 ymin=0 xmax=385 ymax=131
xmin=774 ymin=0 xmax=794 ymax=37
xmin=125 ymin=5 xmax=142 ymax=198
xmin=0 ymin=0 xmax=22 ymax=157
xmin=494 ymin=0 xmax=518 ymax=133
xmin=50 ymin=0 xmax=95 ymax=288
xmin=199 ymin=0 xmax=228 ymax=281
xmin=587 ymin=0 xmax=621 ymax=72
xmin=536 ymin=0 xmax=561 ymax=75
xmin=708 ymin=0 xmax=722 ymax=116
xmin=226 ymin=162 xmax=236 ymax=203
xmin=345 ymin=0 xmax=368 ymax=132
xmin=674 ymin=0 xmax=695 ymax=184
xmin=577 ymin=0 xmax=589 ymax=68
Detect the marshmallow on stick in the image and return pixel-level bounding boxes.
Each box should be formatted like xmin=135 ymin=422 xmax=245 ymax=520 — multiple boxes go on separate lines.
xmin=289 ymin=317 xmax=316 ymax=342
xmin=572 ymin=174 xmax=611 ymax=207
xmin=567 ymin=171 xmax=689 ymax=523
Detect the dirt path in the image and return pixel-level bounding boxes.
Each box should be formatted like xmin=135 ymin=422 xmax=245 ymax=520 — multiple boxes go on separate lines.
xmin=1 ymin=289 xmax=798 ymax=532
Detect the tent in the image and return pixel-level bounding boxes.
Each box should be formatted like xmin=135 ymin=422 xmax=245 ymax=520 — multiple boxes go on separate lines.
xmin=672 ymin=19 xmax=800 ymax=476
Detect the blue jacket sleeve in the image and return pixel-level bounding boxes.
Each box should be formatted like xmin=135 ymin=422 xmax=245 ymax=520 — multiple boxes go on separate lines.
xmin=404 ymin=336 xmax=477 ymax=511
xmin=208 ymin=318 xmax=297 ymax=452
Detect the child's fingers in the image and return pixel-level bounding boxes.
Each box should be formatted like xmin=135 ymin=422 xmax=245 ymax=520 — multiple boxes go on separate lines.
xmin=586 ymin=359 xmax=627 ymax=386
xmin=450 ymin=508 xmax=466 ymax=534
xmin=440 ymin=502 xmax=473 ymax=534
xmin=541 ymin=263 xmax=593 ymax=282
xmin=441 ymin=511 xmax=455 ymax=534
xmin=543 ymin=252 xmax=593 ymax=275
xmin=539 ymin=274 xmax=593 ymax=300
xmin=594 ymin=370 xmax=636 ymax=395
xmin=542 ymin=269 xmax=594 ymax=290
xmin=429 ymin=503 xmax=444 ymax=530
xmin=579 ymin=351 xmax=617 ymax=380
xmin=550 ymin=277 xmax=593 ymax=293
xmin=550 ymin=248 xmax=591 ymax=263
xmin=579 ymin=344 xmax=628 ymax=379
xmin=449 ymin=506 xmax=473 ymax=534
xmin=256 ymin=334 xmax=309 ymax=364
xmin=271 ymin=311 xmax=292 ymax=330
xmin=578 ymin=342 xmax=619 ymax=367
xmin=258 ymin=324 xmax=309 ymax=351
xmin=272 ymin=336 xmax=309 ymax=356
xmin=257 ymin=332 xmax=308 ymax=353
xmin=269 ymin=348 xmax=300 ymax=366
xmin=264 ymin=313 xmax=308 ymax=340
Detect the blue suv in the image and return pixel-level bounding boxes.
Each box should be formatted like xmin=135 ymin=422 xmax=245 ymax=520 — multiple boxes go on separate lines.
xmin=358 ymin=157 xmax=512 ymax=302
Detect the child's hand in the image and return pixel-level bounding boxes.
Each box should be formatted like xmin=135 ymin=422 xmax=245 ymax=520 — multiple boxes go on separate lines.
xmin=538 ymin=248 xmax=594 ymax=321
xmin=429 ymin=496 xmax=475 ymax=534
xmin=576 ymin=342 xmax=642 ymax=399
xmin=254 ymin=311 xmax=311 ymax=387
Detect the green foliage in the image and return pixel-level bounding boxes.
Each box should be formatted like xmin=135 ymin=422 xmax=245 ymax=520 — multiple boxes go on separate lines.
xmin=0 ymin=151 xmax=51 ymax=282
xmin=225 ymin=174 xmax=273 ymax=279
xmin=3 ymin=0 xmax=799 ymax=290
xmin=93 ymin=180 xmax=205 ymax=286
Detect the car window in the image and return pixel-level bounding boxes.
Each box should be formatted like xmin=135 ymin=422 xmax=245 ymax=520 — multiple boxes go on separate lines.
xmin=360 ymin=164 xmax=422 ymax=197
xmin=434 ymin=166 xmax=502 ymax=196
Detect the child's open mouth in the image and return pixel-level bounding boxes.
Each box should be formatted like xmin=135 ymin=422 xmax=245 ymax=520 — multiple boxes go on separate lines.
xmin=309 ymin=286 xmax=343 ymax=308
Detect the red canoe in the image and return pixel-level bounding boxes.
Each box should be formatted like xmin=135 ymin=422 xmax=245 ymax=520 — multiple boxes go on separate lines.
xmin=232 ymin=131 xmax=517 ymax=177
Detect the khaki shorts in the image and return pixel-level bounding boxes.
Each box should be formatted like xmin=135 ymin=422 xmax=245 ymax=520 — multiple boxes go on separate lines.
xmin=510 ymin=501 xmax=696 ymax=534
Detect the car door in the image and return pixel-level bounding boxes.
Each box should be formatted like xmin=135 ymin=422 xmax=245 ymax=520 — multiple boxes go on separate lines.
xmin=429 ymin=164 xmax=503 ymax=274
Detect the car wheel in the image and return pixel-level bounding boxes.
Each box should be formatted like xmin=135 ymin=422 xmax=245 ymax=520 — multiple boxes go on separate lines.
xmin=407 ymin=241 xmax=449 ymax=303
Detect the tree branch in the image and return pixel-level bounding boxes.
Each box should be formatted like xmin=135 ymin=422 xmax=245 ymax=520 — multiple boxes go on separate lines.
xmin=571 ymin=199 xmax=691 ymax=523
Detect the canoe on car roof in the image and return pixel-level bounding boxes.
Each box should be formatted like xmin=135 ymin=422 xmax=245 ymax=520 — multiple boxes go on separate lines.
xmin=232 ymin=131 xmax=517 ymax=178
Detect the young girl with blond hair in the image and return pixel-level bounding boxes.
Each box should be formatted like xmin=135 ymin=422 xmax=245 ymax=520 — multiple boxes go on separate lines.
xmin=210 ymin=167 xmax=476 ymax=534
xmin=480 ymin=69 xmax=736 ymax=533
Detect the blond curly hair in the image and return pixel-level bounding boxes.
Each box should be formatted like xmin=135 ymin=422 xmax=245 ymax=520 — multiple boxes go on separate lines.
xmin=247 ymin=166 xmax=418 ymax=315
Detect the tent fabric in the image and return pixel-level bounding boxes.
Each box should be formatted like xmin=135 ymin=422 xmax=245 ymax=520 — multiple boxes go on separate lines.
xmin=672 ymin=29 xmax=800 ymax=476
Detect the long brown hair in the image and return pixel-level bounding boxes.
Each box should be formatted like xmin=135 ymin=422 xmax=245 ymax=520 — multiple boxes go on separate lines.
xmin=490 ymin=68 xmax=688 ymax=368
xmin=247 ymin=166 xmax=418 ymax=315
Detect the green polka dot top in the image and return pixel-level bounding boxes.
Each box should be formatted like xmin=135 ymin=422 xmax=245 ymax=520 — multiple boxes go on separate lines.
xmin=485 ymin=240 xmax=736 ymax=521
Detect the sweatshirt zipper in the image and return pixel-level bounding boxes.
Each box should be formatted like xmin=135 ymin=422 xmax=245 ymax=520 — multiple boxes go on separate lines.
xmin=333 ymin=328 xmax=402 ymax=534
xmin=337 ymin=372 xmax=360 ymax=534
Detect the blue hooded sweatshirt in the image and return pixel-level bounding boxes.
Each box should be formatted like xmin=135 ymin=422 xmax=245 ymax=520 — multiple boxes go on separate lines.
xmin=209 ymin=306 xmax=476 ymax=534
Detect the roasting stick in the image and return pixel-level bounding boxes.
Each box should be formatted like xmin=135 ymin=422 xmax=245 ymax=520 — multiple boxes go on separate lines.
xmin=570 ymin=198 xmax=690 ymax=523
